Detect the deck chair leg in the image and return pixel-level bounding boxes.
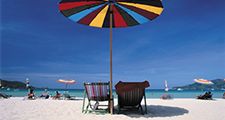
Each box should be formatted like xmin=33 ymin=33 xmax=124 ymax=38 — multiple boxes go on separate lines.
xmin=85 ymin=101 xmax=91 ymax=113
xmin=117 ymin=97 xmax=121 ymax=114
xmin=144 ymin=92 xmax=147 ymax=114
xmin=90 ymin=102 xmax=95 ymax=110
xmin=107 ymin=100 xmax=110 ymax=113
xmin=117 ymin=105 xmax=121 ymax=114
xmin=139 ymin=104 xmax=144 ymax=115
xmin=82 ymin=90 xmax=86 ymax=113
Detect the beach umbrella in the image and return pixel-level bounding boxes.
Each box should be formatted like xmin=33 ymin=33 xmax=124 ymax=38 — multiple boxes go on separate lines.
xmin=58 ymin=0 xmax=164 ymax=113
xmin=57 ymin=79 xmax=76 ymax=89
xmin=194 ymin=79 xmax=214 ymax=85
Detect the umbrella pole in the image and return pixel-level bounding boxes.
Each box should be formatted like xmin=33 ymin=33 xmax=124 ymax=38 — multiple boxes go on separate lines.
xmin=109 ymin=3 xmax=113 ymax=114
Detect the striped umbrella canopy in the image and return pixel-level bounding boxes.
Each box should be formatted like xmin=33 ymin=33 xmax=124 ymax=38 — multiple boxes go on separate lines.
xmin=59 ymin=0 xmax=163 ymax=28
xmin=194 ymin=79 xmax=214 ymax=85
xmin=58 ymin=0 xmax=164 ymax=114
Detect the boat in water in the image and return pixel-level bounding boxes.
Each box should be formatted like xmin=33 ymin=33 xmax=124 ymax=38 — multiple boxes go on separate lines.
xmin=177 ymin=88 xmax=183 ymax=91
xmin=164 ymin=80 xmax=169 ymax=92
xmin=161 ymin=80 xmax=173 ymax=99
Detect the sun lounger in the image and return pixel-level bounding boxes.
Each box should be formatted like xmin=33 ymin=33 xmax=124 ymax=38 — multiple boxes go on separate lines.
xmin=115 ymin=81 xmax=150 ymax=114
xmin=82 ymin=82 xmax=111 ymax=113
xmin=0 ymin=92 xmax=12 ymax=99
xmin=63 ymin=93 xmax=76 ymax=100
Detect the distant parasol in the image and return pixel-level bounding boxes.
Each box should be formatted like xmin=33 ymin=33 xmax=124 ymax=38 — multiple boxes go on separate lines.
xmin=57 ymin=79 xmax=76 ymax=89
xmin=194 ymin=79 xmax=214 ymax=85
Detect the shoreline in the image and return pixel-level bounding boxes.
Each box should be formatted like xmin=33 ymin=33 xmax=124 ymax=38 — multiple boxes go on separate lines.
xmin=1 ymin=90 xmax=225 ymax=98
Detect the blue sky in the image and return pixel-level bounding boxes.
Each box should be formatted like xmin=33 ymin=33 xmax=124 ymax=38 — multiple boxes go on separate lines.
xmin=1 ymin=0 xmax=225 ymax=89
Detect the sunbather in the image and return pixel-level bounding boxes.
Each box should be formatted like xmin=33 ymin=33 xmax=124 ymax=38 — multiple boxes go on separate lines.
xmin=28 ymin=89 xmax=36 ymax=100
xmin=197 ymin=91 xmax=213 ymax=100
xmin=53 ymin=91 xmax=61 ymax=99
xmin=161 ymin=94 xmax=173 ymax=100
xmin=39 ymin=89 xmax=50 ymax=99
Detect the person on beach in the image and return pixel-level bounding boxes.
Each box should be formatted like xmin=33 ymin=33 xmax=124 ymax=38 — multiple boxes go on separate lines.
xmin=53 ymin=91 xmax=61 ymax=99
xmin=223 ymin=92 xmax=225 ymax=99
xmin=161 ymin=94 xmax=173 ymax=100
xmin=197 ymin=91 xmax=213 ymax=100
xmin=40 ymin=89 xmax=50 ymax=99
xmin=28 ymin=89 xmax=35 ymax=100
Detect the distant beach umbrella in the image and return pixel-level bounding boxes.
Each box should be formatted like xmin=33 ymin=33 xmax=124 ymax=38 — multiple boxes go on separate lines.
xmin=58 ymin=0 xmax=164 ymax=113
xmin=194 ymin=79 xmax=214 ymax=85
xmin=57 ymin=79 xmax=76 ymax=89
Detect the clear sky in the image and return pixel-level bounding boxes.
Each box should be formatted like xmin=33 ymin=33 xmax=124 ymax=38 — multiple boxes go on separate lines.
xmin=1 ymin=0 xmax=225 ymax=89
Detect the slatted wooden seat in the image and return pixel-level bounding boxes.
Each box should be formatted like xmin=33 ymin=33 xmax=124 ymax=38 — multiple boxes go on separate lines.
xmin=115 ymin=81 xmax=150 ymax=114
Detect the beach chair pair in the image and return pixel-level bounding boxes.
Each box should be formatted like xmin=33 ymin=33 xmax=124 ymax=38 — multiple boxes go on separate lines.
xmin=82 ymin=81 xmax=149 ymax=114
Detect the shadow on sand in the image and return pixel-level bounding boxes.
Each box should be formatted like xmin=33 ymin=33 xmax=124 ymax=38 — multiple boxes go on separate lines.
xmin=116 ymin=105 xmax=189 ymax=118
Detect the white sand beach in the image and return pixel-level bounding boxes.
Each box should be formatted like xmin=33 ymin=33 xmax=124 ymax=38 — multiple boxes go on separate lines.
xmin=0 ymin=97 xmax=224 ymax=120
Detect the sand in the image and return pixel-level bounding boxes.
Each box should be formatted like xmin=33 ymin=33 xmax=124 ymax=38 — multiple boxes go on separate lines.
xmin=0 ymin=97 xmax=224 ymax=120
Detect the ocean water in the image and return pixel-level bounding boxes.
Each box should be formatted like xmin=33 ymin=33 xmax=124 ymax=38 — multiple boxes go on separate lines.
xmin=1 ymin=88 xmax=225 ymax=98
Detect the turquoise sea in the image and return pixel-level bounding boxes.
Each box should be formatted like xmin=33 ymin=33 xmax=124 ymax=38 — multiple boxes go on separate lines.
xmin=1 ymin=89 xmax=225 ymax=98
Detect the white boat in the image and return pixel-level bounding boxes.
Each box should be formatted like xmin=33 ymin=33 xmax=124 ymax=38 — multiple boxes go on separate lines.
xmin=177 ymin=88 xmax=183 ymax=91
xmin=164 ymin=80 xmax=169 ymax=92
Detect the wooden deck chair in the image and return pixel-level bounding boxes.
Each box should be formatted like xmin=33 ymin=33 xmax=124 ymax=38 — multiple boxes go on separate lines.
xmin=115 ymin=81 xmax=150 ymax=114
xmin=82 ymin=82 xmax=111 ymax=113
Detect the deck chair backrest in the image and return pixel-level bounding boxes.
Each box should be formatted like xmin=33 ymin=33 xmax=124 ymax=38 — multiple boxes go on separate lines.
xmin=118 ymin=88 xmax=145 ymax=106
xmin=84 ymin=82 xmax=109 ymax=101
xmin=115 ymin=81 xmax=149 ymax=106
